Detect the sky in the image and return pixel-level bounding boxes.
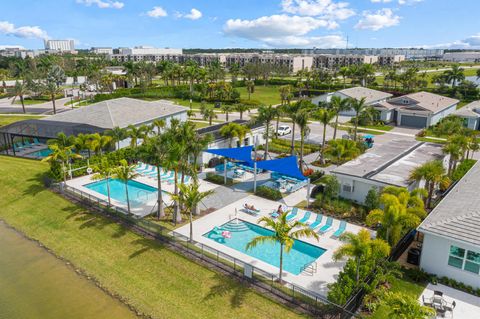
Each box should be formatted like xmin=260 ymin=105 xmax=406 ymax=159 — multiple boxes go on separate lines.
xmin=1 ymin=0 xmax=480 ymax=50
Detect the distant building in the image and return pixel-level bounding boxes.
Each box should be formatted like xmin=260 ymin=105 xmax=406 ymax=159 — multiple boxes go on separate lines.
xmin=303 ymin=48 xmax=444 ymax=60
xmin=91 ymin=47 xmax=113 ymax=55
xmin=44 ymin=40 xmax=75 ymax=52
xmin=118 ymin=46 xmax=182 ymax=55
xmin=313 ymin=54 xmax=378 ymax=69
xmin=443 ymin=52 xmax=480 ymax=62
xmin=223 ymin=53 xmax=313 ymax=72
xmin=0 ymin=47 xmax=36 ymax=58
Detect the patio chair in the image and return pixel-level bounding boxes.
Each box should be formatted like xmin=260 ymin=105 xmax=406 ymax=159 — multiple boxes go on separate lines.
xmin=33 ymin=137 xmax=42 ymax=145
xmin=23 ymin=140 xmax=35 ymax=148
xmin=318 ymin=217 xmax=333 ymax=234
xmin=434 ymin=291 xmax=444 ymax=297
xmin=14 ymin=142 xmax=25 ymax=151
xmin=308 ymin=214 xmax=323 ymax=229
xmin=422 ymin=295 xmax=433 ymax=307
xmin=243 ymin=204 xmax=260 ymax=216
xmin=444 ymin=301 xmax=455 ymax=317
xmin=285 ymin=207 xmax=298 ymax=221
xmin=136 ymin=163 xmax=151 ymax=173
xmin=297 ymin=211 xmax=311 ymax=224
xmin=332 ymin=221 xmax=347 ymax=238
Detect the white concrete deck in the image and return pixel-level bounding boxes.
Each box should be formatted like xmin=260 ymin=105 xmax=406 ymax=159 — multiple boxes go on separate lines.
xmin=174 ymin=194 xmax=373 ymax=297
xmin=419 ymin=283 xmax=480 ymax=319
xmin=65 ymin=174 xmax=218 ymax=218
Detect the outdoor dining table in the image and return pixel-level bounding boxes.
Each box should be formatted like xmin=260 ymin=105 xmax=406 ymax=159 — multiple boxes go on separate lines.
xmin=431 ymin=296 xmax=447 ymax=317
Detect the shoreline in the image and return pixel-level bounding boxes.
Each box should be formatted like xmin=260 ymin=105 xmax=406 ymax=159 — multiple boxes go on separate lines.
xmin=0 ymin=219 xmax=149 ymax=319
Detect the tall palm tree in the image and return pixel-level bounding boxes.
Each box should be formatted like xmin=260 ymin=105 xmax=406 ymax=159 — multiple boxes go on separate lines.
xmin=186 ymin=133 xmax=213 ymax=179
xmin=245 ymin=80 xmax=255 ymax=100
xmin=200 ymin=103 xmax=217 ymax=125
xmin=151 ymin=119 xmax=166 ymax=136
xmin=92 ymin=157 xmax=114 ymax=207
xmin=409 ymin=160 xmax=450 ymax=208
xmin=349 ymin=97 xmax=368 ymax=141
xmin=234 ymin=103 xmax=251 ymax=120
xmin=220 ymin=104 xmax=234 ymax=122
xmin=127 ymin=125 xmax=145 ymax=148
xmin=314 ymin=108 xmax=336 ymax=164
xmin=42 ymin=144 xmax=81 ymax=183
xmin=246 ymin=212 xmax=319 ymax=283
xmin=220 ymin=122 xmax=241 ymax=147
xmin=283 ymin=101 xmax=303 ymax=155
xmin=444 ymin=64 xmax=465 ymax=88
xmin=45 ymin=65 xmax=66 ymax=114
xmin=172 ymin=182 xmax=214 ymax=242
xmin=366 ymin=186 xmax=427 ymax=245
xmin=338 ymin=66 xmax=350 ymax=88
xmin=279 ymin=84 xmax=293 ymax=106
xmin=112 ymin=159 xmax=139 ymax=214
xmin=12 ymin=80 xmax=28 ymax=114
xmin=255 ymin=105 xmax=276 ymax=160
xmin=333 ymin=229 xmax=390 ymax=283
xmin=330 ymin=96 xmax=351 ymax=140
xmin=106 ymin=126 xmax=127 ymax=150
xmin=295 ymin=108 xmax=310 ymax=171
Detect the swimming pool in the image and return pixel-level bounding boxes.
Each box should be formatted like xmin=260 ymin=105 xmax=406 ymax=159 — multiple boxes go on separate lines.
xmin=84 ymin=179 xmax=158 ymax=207
xmin=28 ymin=148 xmax=52 ymax=158
xmin=203 ymin=219 xmax=326 ymax=275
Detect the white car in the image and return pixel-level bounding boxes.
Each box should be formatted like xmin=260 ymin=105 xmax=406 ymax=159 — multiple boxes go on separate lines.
xmin=276 ymin=125 xmax=292 ymax=136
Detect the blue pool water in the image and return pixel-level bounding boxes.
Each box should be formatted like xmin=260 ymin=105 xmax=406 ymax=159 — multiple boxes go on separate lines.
xmin=28 ymin=148 xmax=52 ymax=158
xmin=84 ymin=179 xmax=158 ymax=206
xmin=203 ymin=219 xmax=326 ymax=275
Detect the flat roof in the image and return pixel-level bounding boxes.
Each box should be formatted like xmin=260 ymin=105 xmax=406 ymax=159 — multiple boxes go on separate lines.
xmin=418 ymin=161 xmax=480 ymax=247
xmin=40 ymin=97 xmax=188 ymax=129
xmin=332 ymin=139 xmax=445 ymax=187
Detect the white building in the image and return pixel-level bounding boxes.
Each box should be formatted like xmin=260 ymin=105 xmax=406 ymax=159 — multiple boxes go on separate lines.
xmin=332 ymin=140 xmax=446 ymax=204
xmin=91 ymin=47 xmax=113 ymax=55
xmin=44 ymin=40 xmax=75 ymax=52
xmin=418 ymin=161 xmax=480 ymax=289
xmin=443 ymin=52 xmax=480 ymax=62
xmin=118 ymin=46 xmax=182 ymax=55
xmin=453 ymin=100 xmax=480 ymax=130
xmin=311 ymin=87 xmax=393 ymax=116
xmin=375 ymin=92 xmax=459 ymax=128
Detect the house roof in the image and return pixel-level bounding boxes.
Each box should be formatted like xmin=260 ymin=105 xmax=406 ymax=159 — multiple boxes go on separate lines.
xmin=332 ymin=139 xmax=445 ymax=187
xmin=337 ymin=87 xmax=393 ymax=104
xmin=374 ymin=100 xmax=397 ymax=110
xmin=453 ymin=100 xmax=480 ymax=118
xmin=418 ymin=161 xmax=480 ymax=247
xmin=39 ymin=97 xmax=187 ymax=129
xmin=394 ymin=91 xmax=459 ymax=113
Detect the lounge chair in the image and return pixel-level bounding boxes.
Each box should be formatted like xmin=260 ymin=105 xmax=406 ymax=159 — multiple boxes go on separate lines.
xmin=308 ymin=214 xmax=323 ymax=230
xmin=135 ymin=163 xmax=150 ymax=173
xmin=33 ymin=138 xmax=42 ymax=145
xmin=422 ymin=295 xmax=432 ymax=307
xmin=14 ymin=142 xmax=25 ymax=151
xmin=243 ymin=204 xmax=260 ymax=216
xmin=161 ymin=171 xmax=174 ymax=180
xmin=183 ymin=175 xmax=191 ymax=184
xmin=141 ymin=166 xmax=156 ymax=175
xmin=318 ymin=217 xmax=333 ymax=234
xmin=23 ymin=140 xmax=34 ymax=148
xmin=297 ymin=211 xmax=311 ymax=224
xmin=285 ymin=207 xmax=298 ymax=221
xmin=332 ymin=221 xmax=347 ymax=238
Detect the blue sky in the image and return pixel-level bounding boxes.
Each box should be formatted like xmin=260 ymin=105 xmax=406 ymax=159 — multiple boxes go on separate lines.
xmin=1 ymin=0 xmax=479 ymax=50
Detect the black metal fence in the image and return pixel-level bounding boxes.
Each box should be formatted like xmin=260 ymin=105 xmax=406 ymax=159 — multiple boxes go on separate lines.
xmin=60 ymin=184 xmax=362 ymax=318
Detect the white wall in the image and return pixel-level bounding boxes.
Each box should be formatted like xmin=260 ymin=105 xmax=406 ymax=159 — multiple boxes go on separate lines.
xmin=334 ymin=174 xmax=386 ymax=204
xmin=429 ymin=104 xmax=458 ymax=126
xmin=420 ymin=233 xmax=480 ymax=289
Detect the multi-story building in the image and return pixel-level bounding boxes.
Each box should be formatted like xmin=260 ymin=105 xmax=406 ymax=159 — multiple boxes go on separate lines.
xmin=313 ymin=54 xmax=378 ymax=69
xmin=91 ymin=47 xmax=113 ymax=55
xmin=377 ymin=55 xmax=405 ymax=65
xmin=442 ymin=52 xmax=480 ymax=62
xmin=303 ymin=48 xmax=444 ymax=60
xmin=0 ymin=47 xmax=36 ymax=58
xmin=223 ymin=53 xmax=313 ymax=72
xmin=44 ymin=40 xmax=75 ymax=52
xmin=118 ymin=46 xmax=182 ymax=55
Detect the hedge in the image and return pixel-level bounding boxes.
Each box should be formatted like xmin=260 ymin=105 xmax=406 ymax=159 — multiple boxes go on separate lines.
xmin=255 ymin=185 xmax=282 ymax=200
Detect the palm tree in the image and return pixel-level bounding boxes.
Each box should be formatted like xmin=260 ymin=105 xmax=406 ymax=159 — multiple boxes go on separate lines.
xmin=12 ymin=80 xmax=28 ymax=113
xmin=246 ymin=212 xmax=319 ymax=283
xmin=42 ymin=144 xmax=82 ymax=183
xmin=349 ymin=97 xmax=368 ymax=141
xmin=234 ymin=103 xmax=251 ymax=120
xmin=333 ymin=229 xmax=390 ymax=283
xmin=45 ymin=65 xmax=66 ymax=114
xmin=324 ymin=139 xmax=361 ymax=164
xmin=151 ymin=119 xmax=166 ymax=136
xmin=127 ymin=125 xmax=145 ymax=148
xmin=220 ymin=104 xmax=234 ymax=122
xmin=382 ymin=292 xmax=435 ymax=319
xmin=444 ymin=64 xmax=465 ymax=88
xmin=330 ymin=96 xmax=351 ymax=140
xmin=338 ymin=66 xmax=350 ymax=88
xmin=409 ymin=160 xmax=450 ymax=208
xmin=92 ymin=157 xmax=114 ymax=207
xmin=74 ymin=133 xmax=90 ymax=157
xmin=200 ymin=103 xmax=217 ymax=125
xmin=283 ymin=101 xmax=302 ymax=155
xmin=314 ymin=108 xmax=336 ymax=164
xmin=87 ymin=133 xmax=112 ymax=155
xmin=106 ymin=126 xmax=127 ymax=150
xmin=295 ymin=108 xmax=310 ymax=171
xmin=245 ymin=80 xmax=255 ymax=100
xmin=44 ymin=81 xmax=61 ymax=114
xmin=112 ymin=159 xmax=139 ymax=214
xmin=220 ymin=122 xmax=241 ymax=147
xmin=366 ymin=186 xmax=427 ymax=245
xmin=255 ymin=105 xmax=276 ymax=160
xmin=172 ymin=182 xmax=214 ymax=242
xmin=279 ymin=85 xmax=293 ymax=106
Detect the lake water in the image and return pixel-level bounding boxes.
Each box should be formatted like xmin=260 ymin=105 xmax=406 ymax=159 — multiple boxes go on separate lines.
xmin=466 ymin=76 xmax=480 ymax=85
xmin=0 ymin=221 xmax=138 ymax=319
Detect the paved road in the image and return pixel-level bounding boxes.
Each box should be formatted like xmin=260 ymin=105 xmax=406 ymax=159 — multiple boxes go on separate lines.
xmin=0 ymin=97 xmax=77 ymax=115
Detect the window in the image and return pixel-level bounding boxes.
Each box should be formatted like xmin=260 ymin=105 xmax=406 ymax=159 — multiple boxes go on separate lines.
xmin=342 ymin=184 xmax=353 ymax=193
xmin=448 ymin=245 xmax=480 ymax=275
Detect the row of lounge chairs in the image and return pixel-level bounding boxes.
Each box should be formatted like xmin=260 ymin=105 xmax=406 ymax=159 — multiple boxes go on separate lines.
xmin=283 ymin=207 xmax=347 ymax=237
xmin=13 ymin=138 xmax=42 ymax=151
xmin=135 ymin=162 xmax=191 ymax=184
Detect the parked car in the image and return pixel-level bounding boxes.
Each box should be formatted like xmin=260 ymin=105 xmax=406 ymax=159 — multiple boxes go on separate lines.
xmin=276 ymin=125 xmax=292 ymax=136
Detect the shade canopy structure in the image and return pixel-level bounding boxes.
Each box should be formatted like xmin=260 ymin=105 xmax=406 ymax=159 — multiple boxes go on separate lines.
xmin=205 ymin=145 xmax=254 ymax=164
xmin=255 ymin=156 xmax=307 ymax=181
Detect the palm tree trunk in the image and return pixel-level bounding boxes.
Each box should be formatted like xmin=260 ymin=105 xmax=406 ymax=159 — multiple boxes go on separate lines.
xmin=20 ymin=95 xmax=26 ymax=114
xmin=290 ymin=123 xmax=296 ymax=155
xmin=299 ymin=129 xmax=305 ymax=171
xmin=189 ymin=209 xmax=194 ymax=242
xmin=264 ymin=124 xmax=270 ymax=160
xmin=275 ymin=114 xmax=280 ymax=138
xmin=157 ymin=165 xmax=164 ymax=219
xmin=333 ymin=114 xmax=339 ymax=140
xmin=427 ymin=181 xmax=435 ymax=209
xmin=279 ymin=244 xmax=284 ymax=283
xmin=354 ymin=115 xmax=359 ymax=141
xmin=174 ymin=169 xmax=181 ymax=224
xmin=321 ymin=122 xmax=327 ymax=164
xmin=106 ymin=177 xmax=111 ymax=207
xmin=52 ymin=96 xmax=57 ymax=114
xmin=125 ymin=181 xmax=131 ymax=213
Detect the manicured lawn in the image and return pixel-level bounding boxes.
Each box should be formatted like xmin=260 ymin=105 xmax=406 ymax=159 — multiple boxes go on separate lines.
xmin=236 ymin=85 xmax=283 ymax=105
xmin=13 ymin=98 xmax=49 ymax=105
xmin=416 ymin=137 xmax=447 ymax=144
xmin=188 ymin=120 xmax=211 ymax=129
xmin=0 ymin=156 xmax=306 ymax=319
xmin=368 ymin=277 xmax=427 ymax=319
xmin=0 ymin=115 xmax=43 ymax=127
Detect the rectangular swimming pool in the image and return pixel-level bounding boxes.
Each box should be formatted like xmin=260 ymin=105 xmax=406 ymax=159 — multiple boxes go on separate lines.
xmin=84 ymin=179 xmax=158 ymax=207
xmin=203 ymin=219 xmax=326 ymax=275
xmin=27 ymin=148 xmax=52 ymax=158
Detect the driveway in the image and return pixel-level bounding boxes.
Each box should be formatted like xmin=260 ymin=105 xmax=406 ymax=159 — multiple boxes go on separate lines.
xmin=0 ymin=97 xmax=74 ymax=115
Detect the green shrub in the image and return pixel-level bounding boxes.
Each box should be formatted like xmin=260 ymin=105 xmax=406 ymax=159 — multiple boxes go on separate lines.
xmin=205 ymin=172 xmax=233 ymax=185
xmin=452 ymin=159 xmax=477 ymax=181
xmin=255 ymin=186 xmax=282 ymax=200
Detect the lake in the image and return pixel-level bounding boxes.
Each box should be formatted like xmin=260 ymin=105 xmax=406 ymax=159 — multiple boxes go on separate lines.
xmin=0 ymin=221 xmax=138 ymax=319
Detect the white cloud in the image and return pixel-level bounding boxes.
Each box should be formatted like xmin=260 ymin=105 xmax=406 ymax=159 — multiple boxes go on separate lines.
xmin=183 ymin=8 xmax=203 ymax=20
xmin=0 ymin=21 xmax=48 ymax=39
xmin=262 ymin=35 xmax=346 ymax=48
xmin=355 ymin=8 xmax=400 ymax=31
xmin=416 ymin=33 xmax=480 ymax=49
xmin=464 ymin=34 xmax=480 ymax=46
xmin=281 ymin=0 xmax=355 ymax=20
xmin=398 ymin=0 xmax=423 ymax=5
xmin=147 ymin=6 xmax=168 ymax=18
xmin=371 ymin=0 xmax=393 ymax=3
xmin=76 ymin=0 xmax=124 ymax=9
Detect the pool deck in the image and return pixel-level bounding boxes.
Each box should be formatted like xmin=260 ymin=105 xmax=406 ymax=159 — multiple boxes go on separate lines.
xmin=174 ymin=194 xmax=374 ymax=297
xmin=65 ymin=174 xmax=218 ymax=218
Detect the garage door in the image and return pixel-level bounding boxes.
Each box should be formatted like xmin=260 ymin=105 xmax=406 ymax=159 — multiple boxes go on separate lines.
xmin=400 ymin=115 xmax=428 ymax=128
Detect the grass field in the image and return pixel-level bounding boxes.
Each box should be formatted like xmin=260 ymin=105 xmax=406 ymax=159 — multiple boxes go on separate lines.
xmin=0 ymin=115 xmax=43 ymax=127
xmin=0 ymin=156 xmax=306 ymax=319
xmin=236 ymin=85 xmax=283 ymax=105
xmin=13 ymin=98 xmax=48 ymax=105
xmin=368 ymin=277 xmax=426 ymax=318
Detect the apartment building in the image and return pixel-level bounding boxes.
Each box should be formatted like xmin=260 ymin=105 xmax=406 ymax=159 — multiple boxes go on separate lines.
xmin=223 ymin=53 xmax=313 ymax=72
xmin=44 ymin=40 xmax=75 ymax=52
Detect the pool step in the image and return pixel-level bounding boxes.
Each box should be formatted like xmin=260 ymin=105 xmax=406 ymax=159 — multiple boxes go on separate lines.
xmin=221 ymin=222 xmax=250 ymax=232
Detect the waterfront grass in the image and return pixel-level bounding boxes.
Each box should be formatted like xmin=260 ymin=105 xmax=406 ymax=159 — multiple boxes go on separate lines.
xmin=0 ymin=156 xmax=306 ymax=319
xmin=0 ymin=115 xmax=43 ymax=127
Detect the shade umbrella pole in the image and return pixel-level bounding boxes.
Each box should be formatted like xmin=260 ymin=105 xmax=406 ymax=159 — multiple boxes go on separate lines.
xmin=224 ymin=158 xmax=227 ymax=185
xmin=253 ymin=161 xmax=257 ymax=193
xmin=306 ymin=177 xmax=311 ymax=208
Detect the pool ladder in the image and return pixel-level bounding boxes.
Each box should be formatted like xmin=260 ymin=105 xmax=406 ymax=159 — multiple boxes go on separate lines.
xmin=300 ymin=261 xmax=317 ymax=275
